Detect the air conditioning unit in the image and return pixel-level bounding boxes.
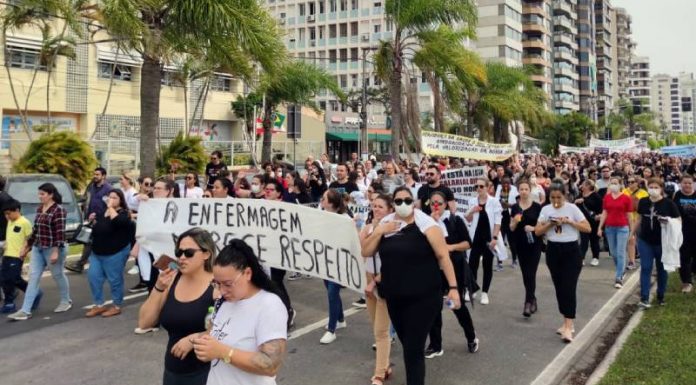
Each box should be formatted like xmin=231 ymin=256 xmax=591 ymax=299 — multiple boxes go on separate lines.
xmin=310 ymin=40 xmax=316 ymax=47
xmin=307 ymin=15 xmax=316 ymax=22
xmin=289 ymin=38 xmax=296 ymax=42
xmin=361 ymin=34 xmax=370 ymax=41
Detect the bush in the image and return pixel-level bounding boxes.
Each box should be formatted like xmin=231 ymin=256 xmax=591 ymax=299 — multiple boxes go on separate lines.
xmin=232 ymin=154 xmax=253 ymax=166
xmin=14 ymin=131 xmax=97 ymax=191
xmin=156 ymin=132 xmax=207 ymax=176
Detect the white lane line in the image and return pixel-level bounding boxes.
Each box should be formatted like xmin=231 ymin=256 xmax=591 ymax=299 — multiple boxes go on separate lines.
xmin=82 ymin=291 xmax=149 ymax=309
xmin=289 ymin=307 xmax=364 ymax=340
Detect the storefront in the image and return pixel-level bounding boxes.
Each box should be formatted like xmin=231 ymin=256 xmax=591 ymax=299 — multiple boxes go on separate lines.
xmin=326 ymin=130 xmax=391 ymax=162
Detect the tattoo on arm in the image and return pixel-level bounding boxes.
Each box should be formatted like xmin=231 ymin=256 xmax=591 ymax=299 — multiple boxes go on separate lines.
xmin=251 ymin=339 xmax=287 ymax=375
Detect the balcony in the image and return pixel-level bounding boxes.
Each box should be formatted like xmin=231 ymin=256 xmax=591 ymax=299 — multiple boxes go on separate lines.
xmin=523 ymin=53 xmax=549 ymax=66
xmin=554 ymin=66 xmax=578 ymax=79
xmin=523 ymin=3 xmax=547 ymax=17
xmin=554 ymin=16 xmax=575 ymax=31
xmin=554 ymin=33 xmax=577 ymax=48
xmin=531 ymin=74 xmax=551 ymax=84
xmin=555 ymin=99 xmax=578 ymax=110
xmin=523 ymin=38 xmax=547 ymax=50
xmin=554 ymin=50 xmax=577 ymax=63
xmin=553 ymin=1 xmax=576 ymax=17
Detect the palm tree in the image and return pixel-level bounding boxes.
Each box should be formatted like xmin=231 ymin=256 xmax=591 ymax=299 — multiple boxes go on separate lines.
xmin=603 ymin=98 xmax=658 ymax=139
xmin=539 ymin=112 xmax=595 ymax=154
xmin=96 ymin=0 xmax=286 ymax=177
xmin=257 ymin=61 xmax=345 ymax=163
xmin=374 ymin=0 xmax=478 ymax=157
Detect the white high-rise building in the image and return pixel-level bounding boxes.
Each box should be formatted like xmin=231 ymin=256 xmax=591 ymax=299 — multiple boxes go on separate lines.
xmin=628 ymin=55 xmax=651 ymax=110
xmin=475 ymin=0 xmax=524 ymax=67
xmin=651 ymin=74 xmax=682 ymax=132
xmin=679 ymin=73 xmax=696 ymax=134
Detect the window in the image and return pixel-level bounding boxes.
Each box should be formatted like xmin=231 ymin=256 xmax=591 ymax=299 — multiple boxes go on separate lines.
xmin=374 ymin=24 xmax=381 ymax=33
xmin=504 ymin=26 xmax=522 ymax=41
xmin=329 ymin=0 xmax=337 ymax=12
xmin=386 ymin=19 xmax=393 ymax=32
xmin=320 ymin=101 xmax=327 ymax=110
xmin=319 ymin=1 xmax=325 ymax=14
xmin=502 ymin=5 xmax=521 ymax=22
xmin=340 ymin=75 xmax=347 ymax=88
xmin=98 ymin=62 xmax=133 ymax=81
xmin=351 ymin=0 xmax=358 ymax=10
xmin=161 ymin=70 xmax=178 ymax=86
xmin=299 ymin=3 xmax=305 ymax=16
xmin=340 ymin=0 xmax=347 ymax=11
xmin=6 ymin=46 xmax=48 ymax=71
xmin=351 ymin=74 xmax=358 ymax=87
xmin=374 ymin=76 xmax=382 ymax=86
xmin=210 ymin=75 xmax=232 ymax=92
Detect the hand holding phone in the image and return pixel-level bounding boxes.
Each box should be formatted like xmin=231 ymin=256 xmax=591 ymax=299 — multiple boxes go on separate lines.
xmin=154 ymin=254 xmax=179 ymax=271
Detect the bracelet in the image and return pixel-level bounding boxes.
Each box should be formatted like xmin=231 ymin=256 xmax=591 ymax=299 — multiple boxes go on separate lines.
xmin=154 ymin=285 xmax=165 ymax=292
xmin=448 ymin=286 xmax=458 ymax=290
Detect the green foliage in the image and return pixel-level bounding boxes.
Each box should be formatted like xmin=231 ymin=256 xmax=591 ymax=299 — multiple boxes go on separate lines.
xmin=647 ymin=138 xmax=666 ymax=150
xmin=156 ymin=132 xmax=207 ymax=176
xmin=232 ymin=154 xmax=253 ymax=166
xmin=538 ymin=112 xmax=595 ymax=155
xmin=13 ymin=131 xmax=97 ymax=191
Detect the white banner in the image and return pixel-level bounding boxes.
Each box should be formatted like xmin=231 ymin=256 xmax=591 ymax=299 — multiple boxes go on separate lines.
xmin=559 ymin=145 xmax=593 ymax=154
xmin=136 ymin=199 xmax=365 ymax=292
xmin=440 ymin=166 xmax=488 ymax=196
xmin=421 ymin=131 xmax=515 ymax=161
xmin=589 ymin=137 xmax=636 ymax=149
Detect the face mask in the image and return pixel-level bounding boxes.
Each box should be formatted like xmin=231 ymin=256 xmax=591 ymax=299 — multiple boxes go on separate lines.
xmin=609 ymin=184 xmax=620 ymax=193
xmin=648 ymin=188 xmax=661 ymax=198
xmin=395 ymin=204 xmax=414 ymax=218
xmin=269 ymin=172 xmax=275 ymax=178
xmin=251 ymin=184 xmax=261 ymax=194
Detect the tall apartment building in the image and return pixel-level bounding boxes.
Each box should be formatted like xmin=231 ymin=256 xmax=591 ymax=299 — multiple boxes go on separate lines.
xmin=651 ymin=74 xmax=683 ymax=132
xmin=614 ymin=7 xmax=634 ymax=100
xmin=521 ymin=0 xmax=553 ymax=97
xmin=628 ymin=55 xmax=651 ymax=110
xmin=680 ymin=73 xmax=696 ymax=133
xmin=551 ymin=0 xmax=580 ymax=114
xmin=475 ymin=0 xmax=524 ymax=67
xmin=594 ymin=0 xmax=615 ymax=122
xmin=576 ymin=0 xmax=597 ymax=121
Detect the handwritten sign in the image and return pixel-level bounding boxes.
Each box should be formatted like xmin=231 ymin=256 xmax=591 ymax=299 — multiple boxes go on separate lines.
xmin=421 ymin=131 xmax=515 ymax=161
xmin=589 ymin=137 xmax=636 ymax=149
xmin=136 ymin=199 xmax=365 ymax=292
xmin=440 ymin=166 xmax=487 ymax=196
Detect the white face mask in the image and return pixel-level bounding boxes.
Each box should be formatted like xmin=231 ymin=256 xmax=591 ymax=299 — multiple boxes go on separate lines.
xmin=609 ymin=184 xmax=620 ymax=193
xmin=251 ymin=184 xmax=261 ymax=194
xmin=395 ymin=203 xmax=414 ymax=218
xmin=648 ymin=188 xmax=661 ymax=198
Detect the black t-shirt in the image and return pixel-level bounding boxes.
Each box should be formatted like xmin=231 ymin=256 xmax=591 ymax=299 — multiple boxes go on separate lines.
xmin=205 ymin=162 xmax=227 ymax=189
xmin=672 ymin=191 xmax=696 ymax=238
xmin=637 ymin=197 xmax=680 ymax=245
xmin=329 ymin=180 xmax=359 ymax=195
xmin=417 ymin=184 xmax=455 ymax=215
xmin=0 ymin=191 xmax=13 ymax=241
xmin=473 ymin=203 xmax=492 ymax=246
xmin=91 ymin=210 xmax=134 ymax=255
xmin=577 ymin=192 xmax=602 ymax=224
xmin=510 ymin=201 xmax=542 ymax=247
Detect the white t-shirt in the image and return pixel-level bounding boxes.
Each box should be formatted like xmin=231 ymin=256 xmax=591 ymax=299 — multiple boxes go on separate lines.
xmin=380 ymin=209 xmax=447 ymax=237
xmin=363 ymin=224 xmax=382 ymax=274
xmin=122 ymin=187 xmax=138 ymax=211
xmin=207 ymin=290 xmax=288 ymax=385
xmin=180 ymin=185 xmax=204 ymax=199
xmin=538 ymin=203 xmax=586 ymax=243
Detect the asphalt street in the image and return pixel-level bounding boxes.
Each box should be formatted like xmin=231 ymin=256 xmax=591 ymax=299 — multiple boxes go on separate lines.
xmin=0 ymin=252 xmax=632 ymax=385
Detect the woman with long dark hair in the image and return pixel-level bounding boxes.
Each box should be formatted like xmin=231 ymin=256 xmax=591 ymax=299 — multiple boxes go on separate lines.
xmin=575 ymin=180 xmax=602 ymax=266
xmin=9 ymin=183 xmax=71 ymax=321
xmin=535 ymin=180 xmax=591 ymax=343
xmin=284 ymin=171 xmax=312 ymax=204
xmin=181 ymin=172 xmax=204 ymax=198
xmin=212 ymin=178 xmax=234 ymax=198
xmin=85 ymin=189 xmax=135 ymax=318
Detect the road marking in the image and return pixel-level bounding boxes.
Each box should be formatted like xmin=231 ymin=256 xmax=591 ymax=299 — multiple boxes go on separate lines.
xmin=289 ymin=307 xmax=364 ymax=340
xmin=82 ymin=291 xmax=149 ymax=309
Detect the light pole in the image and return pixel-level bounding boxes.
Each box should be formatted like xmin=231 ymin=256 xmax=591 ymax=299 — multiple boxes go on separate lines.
xmin=360 ymin=47 xmax=377 ymax=160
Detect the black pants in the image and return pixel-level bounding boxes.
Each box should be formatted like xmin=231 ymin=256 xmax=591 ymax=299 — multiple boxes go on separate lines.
xmin=546 ymin=241 xmax=583 ymax=319
xmin=501 ymin=213 xmax=517 ymax=262
xmin=469 ymin=245 xmax=494 ymax=293
xmin=387 ymin=293 xmax=441 ymax=385
xmin=271 ymin=268 xmax=292 ymax=311
xmin=1 ymin=257 xmax=27 ymax=304
xmin=163 ymin=367 xmax=208 ymax=385
xmin=679 ymin=241 xmax=696 ymax=284
xmin=516 ymin=241 xmax=541 ymax=303
xmin=580 ymin=222 xmax=600 ymax=260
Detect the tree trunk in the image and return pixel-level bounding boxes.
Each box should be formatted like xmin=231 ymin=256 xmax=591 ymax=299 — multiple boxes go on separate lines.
xmin=46 ymin=66 xmax=51 ymax=133
xmin=140 ymin=57 xmax=162 ymax=177
xmin=196 ymin=82 xmax=211 ymax=134
xmin=261 ymin=103 xmax=274 ymax=163
xmin=183 ymin=83 xmax=188 ymax=137
xmin=1 ymin=33 xmax=32 ymax=140
xmin=425 ymin=71 xmax=444 ymax=132
xmin=389 ymin=33 xmax=403 ymax=158
xmin=91 ymin=51 xmax=118 ymax=140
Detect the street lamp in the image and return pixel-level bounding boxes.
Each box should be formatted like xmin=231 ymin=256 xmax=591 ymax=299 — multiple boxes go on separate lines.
xmin=360 ymin=46 xmax=378 ymax=161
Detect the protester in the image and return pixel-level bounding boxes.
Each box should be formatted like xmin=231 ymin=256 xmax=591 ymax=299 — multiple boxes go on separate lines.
xmin=8 ymin=183 xmax=71 ymax=321
xmin=361 ymin=186 xmax=461 ymax=385
xmin=193 ymin=240 xmax=288 ymax=385
xmin=212 ymin=178 xmax=235 ymax=198
xmin=120 ymin=172 xmax=139 ymax=211
xmin=416 ymin=164 xmax=456 ymax=215
xmin=284 ymin=171 xmax=312 ymax=204
xmin=623 ymin=176 xmax=648 ymax=270
xmin=465 ymin=178 xmax=503 ymax=305
xmin=495 ymin=176 xmax=519 ymax=268
xmin=249 ymin=175 xmax=266 ymax=199
xmin=426 ymin=191 xmax=479 ymax=358
xmin=635 ymin=178 xmax=681 ymax=308
xmin=673 ymin=174 xmax=696 ymax=293
xmin=233 ymin=172 xmax=252 ymax=198
xmin=575 ymin=180 xmax=602 ymax=266
xmin=308 ymin=160 xmax=328 ymax=202
xmin=403 ymin=168 xmax=422 ymax=198
xmin=535 ymin=180 xmax=591 ymax=343
xmin=359 ymin=193 xmax=395 ymax=385
xmin=206 ymin=151 xmax=227 ymax=190
xmin=0 ymin=199 xmax=32 ymax=314
xmin=329 ymin=164 xmax=359 ymax=195
xmin=529 ymin=175 xmax=546 ymax=205
xmin=138 ymin=228 xmax=217 ymax=385
xmin=181 ymin=172 xmax=204 ymax=199
xmin=319 ymin=189 xmax=351 ymax=344
xmin=381 ymin=161 xmax=404 ymax=194
xmin=510 ymin=180 xmax=543 ymax=318
xmin=598 ymin=176 xmax=633 ymax=288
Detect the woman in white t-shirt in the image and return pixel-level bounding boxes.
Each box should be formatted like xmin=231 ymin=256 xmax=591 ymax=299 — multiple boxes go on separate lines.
xmin=181 ymin=172 xmax=204 ymax=199
xmin=192 ymin=240 xmax=288 ymax=385
xmin=535 ymin=180 xmax=591 ymax=344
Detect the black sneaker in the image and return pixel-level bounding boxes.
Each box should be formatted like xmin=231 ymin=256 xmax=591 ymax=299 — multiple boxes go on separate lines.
xmin=287 ymin=308 xmax=296 ymax=329
xmin=424 ymin=348 xmax=444 ymax=359
xmin=129 ymin=282 xmax=148 ymax=293
xmin=352 ymin=298 xmax=367 ymax=308
xmin=658 ymin=298 xmax=666 ymax=306
xmin=468 ymin=338 xmax=480 ymax=353
xmin=64 ymin=262 xmax=84 ymax=274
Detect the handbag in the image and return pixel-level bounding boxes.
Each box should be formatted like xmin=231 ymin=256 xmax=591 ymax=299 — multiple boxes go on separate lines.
xmin=73 ymin=223 xmax=93 ymax=244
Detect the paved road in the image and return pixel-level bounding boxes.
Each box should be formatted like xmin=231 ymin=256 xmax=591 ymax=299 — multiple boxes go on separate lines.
xmin=0 ymin=253 xmax=632 ymax=385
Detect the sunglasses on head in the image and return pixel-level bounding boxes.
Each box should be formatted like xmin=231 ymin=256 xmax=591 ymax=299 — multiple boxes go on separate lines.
xmin=175 ymin=248 xmax=203 ymax=258
xmin=394 ymin=198 xmax=414 ymax=206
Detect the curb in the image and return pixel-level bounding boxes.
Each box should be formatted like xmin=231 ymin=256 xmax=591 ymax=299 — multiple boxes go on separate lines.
xmin=530 ymin=270 xmax=640 ymax=385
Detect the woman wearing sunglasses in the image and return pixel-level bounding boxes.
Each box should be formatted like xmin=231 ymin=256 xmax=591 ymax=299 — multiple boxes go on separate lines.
xmin=192 ymin=239 xmax=287 ymax=385
xmin=464 ymin=178 xmax=503 ymax=305
xmin=362 ymin=186 xmax=460 ymax=385
xmin=137 ymin=228 xmax=217 ymax=385
xmin=181 ymin=173 xmax=204 ymax=199
xmin=534 ymin=180 xmax=591 ymax=343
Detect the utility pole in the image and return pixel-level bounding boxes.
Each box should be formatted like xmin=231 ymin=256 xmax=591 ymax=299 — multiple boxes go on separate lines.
xmin=360 ymin=47 xmax=369 ymax=161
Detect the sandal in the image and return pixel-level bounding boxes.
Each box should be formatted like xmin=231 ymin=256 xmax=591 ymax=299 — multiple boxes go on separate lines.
xmin=371 ymin=376 xmax=385 ymax=385
xmin=384 ymin=366 xmax=393 ymax=380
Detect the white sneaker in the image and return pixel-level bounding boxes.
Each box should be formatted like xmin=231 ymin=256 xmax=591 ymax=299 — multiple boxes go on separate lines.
xmin=134 ymin=327 xmax=159 ymax=334
xmin=464 ymin=292 xmax=470 ymax=302
xmin=590 ymin=258 xmax=599 ymax=266
xmin=319 ymin=331 xmax=336 ymax=344
xmin=54 ymin=302 xmax=72 ymax=313
xmin=127 ymin=265 xmax=140 ymax=275
xmin=325 ymin=320 xmax=347 ymax=330
xmin=480 ymin=292 xmax=490 ymax=305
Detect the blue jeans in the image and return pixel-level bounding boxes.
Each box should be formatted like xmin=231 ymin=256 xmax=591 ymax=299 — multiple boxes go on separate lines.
xmin=21 ymin=246 xmax=70 ymax=314
xmin=323 ymin=280 xmax=344 ymax=333
xmin=605 ymin=226 xmax=629 ymax=281
xmin=637 ymin=239 xmax=668 ymax=302
xmin=88 ymin=244 xmax=130 ymax=307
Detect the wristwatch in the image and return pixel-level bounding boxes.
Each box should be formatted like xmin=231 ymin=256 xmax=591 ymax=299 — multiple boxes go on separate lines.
xmin=493 ymin=236 xmax=498 ymax=240
xmin=223 ymin=348 xmax=235 ymax=364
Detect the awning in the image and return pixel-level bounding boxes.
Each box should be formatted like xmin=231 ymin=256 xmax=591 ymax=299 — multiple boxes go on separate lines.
xmin=326 ymin=132 xmax=391 ymax=142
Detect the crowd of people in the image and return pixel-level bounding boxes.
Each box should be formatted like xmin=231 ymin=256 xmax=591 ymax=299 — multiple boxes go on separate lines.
xmin=0 ymin=147 xmax=695 ymax=385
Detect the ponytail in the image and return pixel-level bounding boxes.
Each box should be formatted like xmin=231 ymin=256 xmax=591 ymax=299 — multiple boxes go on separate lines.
xmin=215 ymin=239 xmax=282 ymax=299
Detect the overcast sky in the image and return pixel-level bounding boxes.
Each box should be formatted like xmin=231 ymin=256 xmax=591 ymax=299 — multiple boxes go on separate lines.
xmin=611 ymin=0 xmax=696 ymax=76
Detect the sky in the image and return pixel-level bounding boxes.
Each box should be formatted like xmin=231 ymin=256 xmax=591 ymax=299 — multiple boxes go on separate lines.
xmin=611 ymin=0 xmax=696 ymax=76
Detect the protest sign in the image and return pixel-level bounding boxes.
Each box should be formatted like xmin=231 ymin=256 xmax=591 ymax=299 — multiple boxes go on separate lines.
xmin=661 ymin=145 xmax=696 ymax=158
xmin=589 ymin=137 xmax=636 ymax=150
xmin=136 ymin=199 xmax=365 ymax=292
xmin=559 ymin=145 xmax=593 ymax=154
xmin=440 ymin=166 xmax=487 ymax=196
xmin=421 ymin=131 xmax=515 ymax=161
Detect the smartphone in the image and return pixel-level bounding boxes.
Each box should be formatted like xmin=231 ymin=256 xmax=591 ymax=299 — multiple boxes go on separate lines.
xmin=549 ymin=216 xmax=560 ymax=224
xmin=154 ymin=254 xmax=179 ymax=271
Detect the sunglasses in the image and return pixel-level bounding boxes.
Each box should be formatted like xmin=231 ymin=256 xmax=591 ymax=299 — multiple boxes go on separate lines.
xmin=265 ymin=188 xmax=277 ymax=193
xmin=210 ymin=157 xmax=218 ymax=161
xmin=425 ymin=173 xmax=435 ymax=176
xmin=394 ymin=198 xmax=414 ymax=206
xmin=175 ymin=248 xmax=203 ymax=258
xmin=143 ymin=182 xmax=151 ymax=187
xmin=430 ymin=201 xmax=445 ymax=206
xmin=477 ymin=185 xmax=486 ymax=189
xmin=185 ymin=176 xmax=194 ymax=180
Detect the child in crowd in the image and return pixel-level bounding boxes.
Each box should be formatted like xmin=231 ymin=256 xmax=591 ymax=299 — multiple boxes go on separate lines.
xmin=1 ymin=199 xmax=34 ymax=313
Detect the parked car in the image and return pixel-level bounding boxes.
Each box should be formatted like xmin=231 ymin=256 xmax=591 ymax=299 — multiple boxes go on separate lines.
xmin=4 ymin=174 xmax=84 ymax=242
